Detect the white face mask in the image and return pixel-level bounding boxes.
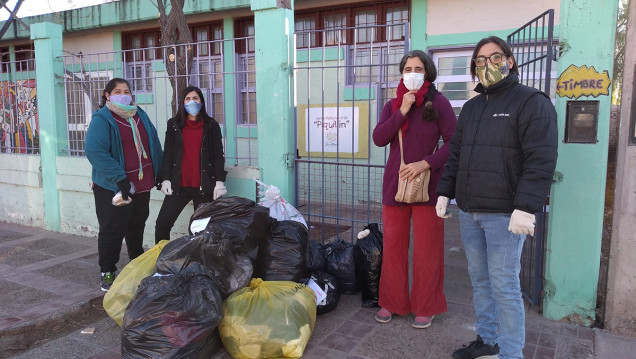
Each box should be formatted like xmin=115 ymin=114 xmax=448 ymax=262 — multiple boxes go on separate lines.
xmin=403 ymin=72 xmax=425 ymax=91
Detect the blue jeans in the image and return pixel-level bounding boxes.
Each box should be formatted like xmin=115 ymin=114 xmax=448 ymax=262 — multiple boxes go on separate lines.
xmin=459 ymin=210 xmax=525 ymax=359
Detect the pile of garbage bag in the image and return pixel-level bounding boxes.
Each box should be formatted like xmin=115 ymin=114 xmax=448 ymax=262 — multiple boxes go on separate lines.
xmin=105 ymin=190 xmax=384 ymax=358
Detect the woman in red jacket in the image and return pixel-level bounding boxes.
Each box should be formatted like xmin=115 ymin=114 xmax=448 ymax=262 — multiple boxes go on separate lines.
xmin=372 ymin=50 xmax=456 ymax=329
xmin=154 ymin=86 xmax=227 ymax=243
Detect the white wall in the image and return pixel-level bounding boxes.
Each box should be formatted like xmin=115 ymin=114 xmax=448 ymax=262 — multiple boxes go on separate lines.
xmin=63 ymin=31 xmax=115 ymax=54
xmin=427 ymin=0 xmax=561 ymax=36
xmin=0 ymin=154 xmax=45 ymax=227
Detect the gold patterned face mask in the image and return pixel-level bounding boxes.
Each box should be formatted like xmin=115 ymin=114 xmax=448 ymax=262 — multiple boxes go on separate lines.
xmin=476 ymin=60 xmax=510 ymax=88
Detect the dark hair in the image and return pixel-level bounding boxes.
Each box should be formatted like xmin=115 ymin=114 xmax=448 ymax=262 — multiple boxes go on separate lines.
xmin=100 ymin=78 xmax=132 ymax=108
xmin=399 ymin=50 xmax=437 ymax=82
xmin=398 ymin=50 xmax=439 ymax=122
xmin=469 ymin=36 xmax=519 ymax=80
xmin=174 ymin=85 xmax=214 ymax=127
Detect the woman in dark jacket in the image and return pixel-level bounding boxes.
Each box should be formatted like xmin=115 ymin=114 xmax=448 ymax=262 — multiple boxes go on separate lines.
xmin=154 ymin=85 xmax=227 ymax=243
xmin=372 ymin=50 xmax=456 ymax=329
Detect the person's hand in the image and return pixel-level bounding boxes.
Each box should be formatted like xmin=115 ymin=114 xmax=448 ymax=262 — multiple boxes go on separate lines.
xmin=213 ymin=181 xmax=227 ymax=200
xmin=116 ymin=179 xmax=131 ymax=201
xmin=400 ymin=90 xmax=417 ymax=116
xmin=161 ymin=180 xmax=173 ymax=195
xmin=398 ymin=160 xmax=430 ymax=181
xmin=436 ymin=196 xmax=451 ymax=218
xmin=508 ymin=209 xmax=535 ymax=235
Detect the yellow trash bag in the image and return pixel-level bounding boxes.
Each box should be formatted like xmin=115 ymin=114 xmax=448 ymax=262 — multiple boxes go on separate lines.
xmin=219 ymin=278 xmax=317 ymax=359
xmin=103 ymin=240 xmax=169 ymax=327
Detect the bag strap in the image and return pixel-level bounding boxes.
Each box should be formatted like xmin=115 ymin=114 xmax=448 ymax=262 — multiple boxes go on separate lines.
xmin=398 ymin=129 xmax=405 ymax=165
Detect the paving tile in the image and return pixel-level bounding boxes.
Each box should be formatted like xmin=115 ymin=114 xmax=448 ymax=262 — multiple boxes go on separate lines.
xmin=0 ymin=246 xmax=55 ymax=266
xmin=534 ymin=344 xmax=556 ymax=359
xmin=523 ymin=343 xmax=537 ymax=358
xmin=0 ymin=280 xmax=59 ymax=314
xmin=319 ymin=332 xmax=359 ymax=353
xmin=34 ymin=260 xmax=99 ymax=290
xmin=578 ymin=326 xmax=594 ymax=340
xmin=555 ymin=336 xmax=593 ymax=358
xmin=526 ymin=328 xmax=541 ymax=344
xmin=538 ymin=331 xmax=558 ymax=348
xmin=335 ymin=319 xmax=376 ymax=338
xmin=18 ymin=237 xmax=84 ymax=256
xmin=0 ymin=229 xmax=31 ymax=242
xmin=310 ymin=313 xmax=346 ymax=343
xmin=12 ymin=336 xmax=105 ymax=359
xmin=349 ymin=308 xmax=381 ymax=325
xmin=559 ymin=323 xmax=579 ymax=338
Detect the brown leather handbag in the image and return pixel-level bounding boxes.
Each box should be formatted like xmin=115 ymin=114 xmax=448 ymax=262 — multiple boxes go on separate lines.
xmin=394 ymin=129 xmax=433 ymax=203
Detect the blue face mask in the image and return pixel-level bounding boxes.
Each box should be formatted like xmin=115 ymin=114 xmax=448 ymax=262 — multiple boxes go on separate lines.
xmin=184 ymin=101 xmax=203 ymax=116
xmin=109 ymin=94 xmax=132 ymax=106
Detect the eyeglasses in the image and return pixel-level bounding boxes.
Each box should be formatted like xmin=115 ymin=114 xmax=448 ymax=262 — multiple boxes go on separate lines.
xmin=473 ymin=53 xmax=506 ymax=67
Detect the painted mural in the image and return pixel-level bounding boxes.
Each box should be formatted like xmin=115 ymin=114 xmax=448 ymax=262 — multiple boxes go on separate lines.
xmin=0 ymin=79 xmax=38 ymax=153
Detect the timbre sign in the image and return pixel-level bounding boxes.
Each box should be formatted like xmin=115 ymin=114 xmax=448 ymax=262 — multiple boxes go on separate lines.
xmin=556 ymin=64 xmax=611 ymax=99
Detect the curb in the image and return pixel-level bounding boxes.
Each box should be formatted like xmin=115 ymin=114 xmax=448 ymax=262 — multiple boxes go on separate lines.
xmin=0 ymin=295 xmax=108 ymax=359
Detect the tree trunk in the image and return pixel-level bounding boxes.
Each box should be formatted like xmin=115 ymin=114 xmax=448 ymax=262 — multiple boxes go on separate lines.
xmin=157 ymin=0 xmax=193 ymax=116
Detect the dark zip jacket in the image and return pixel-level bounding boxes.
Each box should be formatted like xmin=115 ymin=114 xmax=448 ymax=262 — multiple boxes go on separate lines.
xmin=436 ymin=73 xmax=558 ymax=214
xmin=159 ymin=116 xmax=227 ymax=195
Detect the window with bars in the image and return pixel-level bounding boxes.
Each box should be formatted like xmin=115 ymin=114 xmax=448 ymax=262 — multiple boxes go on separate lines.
xmin=14 ymin=44 xmax=35 ymax=72
xmin=123 ymin=30 xmax=162 ymax=62
xmin=433 ymin=50 xmax=482 ymax=116
xmin=0 ymin=47 xmax=9 ymax=73
xmin=234 ymin=18 xmax=256 ymax=125
xmin=235 ymin=18 xmax=255 ymax=54
xmin=192 ymin=23 xmax=224 ymax=56
xmin=237 ymin=54 xmax=256 ymax=125
xmin=295 ymin=16 xmax=317 ymax=48
xmin=125 ymin=63 xmax=153 ymax=93
xmin=294 ymin=0 xmax=409 ymax=48
xmin=64 ymin=71 xmax=112 ymax=155
xmin=190 ymin=58 xmax=225 ymax=124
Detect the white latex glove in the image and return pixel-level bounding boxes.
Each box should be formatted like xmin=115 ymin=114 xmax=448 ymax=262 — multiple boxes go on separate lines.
xmin=213 ymin=181 xmax=227 ymax=200
xmin=508 ymin=209 xmax=535 ymax=236
xmin=436 ymin=196 xmax=451 ymax=218
xmin=161 ymin=180 xmax=173 ymax=195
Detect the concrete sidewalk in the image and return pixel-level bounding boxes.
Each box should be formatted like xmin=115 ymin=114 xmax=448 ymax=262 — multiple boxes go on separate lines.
xmin=1 ymin=217 xmax=636 ymax=359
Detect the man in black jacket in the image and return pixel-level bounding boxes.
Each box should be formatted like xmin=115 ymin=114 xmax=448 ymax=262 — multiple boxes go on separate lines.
xmin=436 ymin=36 xmax=557 ymax=359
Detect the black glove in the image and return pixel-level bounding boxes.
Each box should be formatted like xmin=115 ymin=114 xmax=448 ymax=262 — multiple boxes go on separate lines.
xmin=155 ymin=176 xmax=163 ymax=191
xmin=116 ymin=179 xmax=131 ymax=201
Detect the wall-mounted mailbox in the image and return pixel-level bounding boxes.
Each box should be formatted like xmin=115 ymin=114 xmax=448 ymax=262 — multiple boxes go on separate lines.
xmin=565 ymin=100 xmax=599 ymax=143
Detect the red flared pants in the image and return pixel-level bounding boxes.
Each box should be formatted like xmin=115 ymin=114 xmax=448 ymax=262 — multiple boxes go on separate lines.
xmin=378 ymin=204 xmax=447 ymax=316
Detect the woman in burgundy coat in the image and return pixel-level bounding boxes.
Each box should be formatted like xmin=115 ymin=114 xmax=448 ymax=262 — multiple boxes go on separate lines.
xmin=372 ymin=50 xmax=456 ymax=329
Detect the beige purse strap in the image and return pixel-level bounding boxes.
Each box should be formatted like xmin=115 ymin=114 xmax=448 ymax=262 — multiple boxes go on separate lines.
xmin=398 ymin=129 xmax=406 ymax=166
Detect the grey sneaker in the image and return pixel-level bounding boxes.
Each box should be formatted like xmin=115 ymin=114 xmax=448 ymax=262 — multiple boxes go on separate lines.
xmin=452 ymin=335 xmax=500 ymax=359
xmin=100 ymin=272 xmax=116 ymax=292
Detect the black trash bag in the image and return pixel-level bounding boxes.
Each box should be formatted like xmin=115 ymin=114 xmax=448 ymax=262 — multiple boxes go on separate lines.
xmin=155 ymin=229 xmax=253 ymax=298
xmin=355 ymin=223 xmax=383 ymax=308
xmin=307 ymin=239 xmax=327 ymax=272
xmin=189 ymin=196 xmax=271 ymax=255
xmin=254 ymin=220 xmax=309 ymax=282
xmin=308 ymin=271 xmax=340 ymax=315
xmin=122 ymin=273 xmax=223 ymax=359
xmin=324 ymin=240 xmax=359 ymax=294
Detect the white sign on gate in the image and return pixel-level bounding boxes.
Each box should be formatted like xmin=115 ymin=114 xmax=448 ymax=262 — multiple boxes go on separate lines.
xmin=297 ymin=104 xmax=369 ymax=158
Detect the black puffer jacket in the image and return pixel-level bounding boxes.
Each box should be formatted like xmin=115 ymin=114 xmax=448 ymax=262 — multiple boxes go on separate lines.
xmin=159 ymin=117 xmax=227 ymax=195
xmin=437 ymin=73 xmax=557 ymax=214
